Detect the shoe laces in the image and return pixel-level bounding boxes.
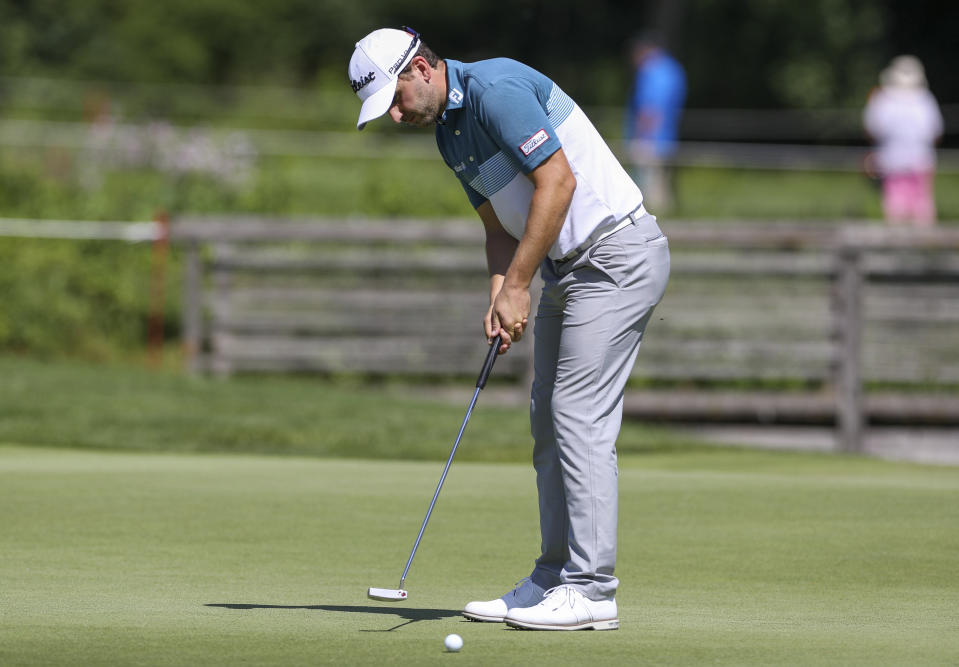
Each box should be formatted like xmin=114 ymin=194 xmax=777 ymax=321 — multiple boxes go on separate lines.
xmin=541 ymin=585 xmax=579 ymax=608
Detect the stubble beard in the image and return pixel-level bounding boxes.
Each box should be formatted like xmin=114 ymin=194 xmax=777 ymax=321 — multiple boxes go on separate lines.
xmin=404 ymin=88 xmax=443 ymax=127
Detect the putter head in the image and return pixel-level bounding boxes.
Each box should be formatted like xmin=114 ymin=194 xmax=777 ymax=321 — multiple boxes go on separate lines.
xmin=368 ymin=587 xmax=408 ymax=602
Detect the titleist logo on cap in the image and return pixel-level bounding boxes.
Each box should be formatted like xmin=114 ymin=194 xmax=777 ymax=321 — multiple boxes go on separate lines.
xmin=351 ymin=71 xmax=376 ymax=93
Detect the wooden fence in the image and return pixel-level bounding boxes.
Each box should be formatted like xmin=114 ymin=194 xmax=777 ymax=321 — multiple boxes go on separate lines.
xmin=171 ymin=217 xmax=959 ymax=453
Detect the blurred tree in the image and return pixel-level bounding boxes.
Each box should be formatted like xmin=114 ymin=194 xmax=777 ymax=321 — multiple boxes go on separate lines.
xmin=883 ymin=0 xmax=958 ymax=101
xmin=679 ymin=0 xmax=888 ymax=108
xmin=0 ymin=0 xmax=380 ymax=84
xmin=0 ymin=0 xmax=954 ymax=107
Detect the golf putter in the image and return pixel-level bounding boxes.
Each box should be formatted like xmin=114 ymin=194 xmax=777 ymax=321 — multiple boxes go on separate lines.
xmin=368 ymin=335 xmax=503 ymax=602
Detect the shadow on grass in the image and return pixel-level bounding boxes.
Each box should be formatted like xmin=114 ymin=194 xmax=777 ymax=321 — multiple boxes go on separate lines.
xmin=206 ymin=603 xmax=461 ymax=632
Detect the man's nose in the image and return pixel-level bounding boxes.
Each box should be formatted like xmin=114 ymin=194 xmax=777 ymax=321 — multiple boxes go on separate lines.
xmin=388 ymin=105 xmax=403 ymax=123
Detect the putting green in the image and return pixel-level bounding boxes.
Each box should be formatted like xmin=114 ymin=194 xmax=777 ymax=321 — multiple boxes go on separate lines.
xmin=1 ymin=445 xmax=957 ymax=665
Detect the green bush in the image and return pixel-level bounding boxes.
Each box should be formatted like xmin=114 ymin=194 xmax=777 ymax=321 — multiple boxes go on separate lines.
xmin=1 ymin=143 xmax=957 ymax=359
xmin=0 ymin=237 xmax=178 ymax=359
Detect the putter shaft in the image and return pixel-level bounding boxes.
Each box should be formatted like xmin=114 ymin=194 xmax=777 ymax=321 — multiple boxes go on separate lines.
xmin=397 ymin=335 xmax=501 ymax=590
xmin=399 ymin=385 xmax=482 ymax=590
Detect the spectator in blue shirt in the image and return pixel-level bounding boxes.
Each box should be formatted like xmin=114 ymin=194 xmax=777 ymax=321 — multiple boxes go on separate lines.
xmin=625 ymin=33 xmax=687 ymax=211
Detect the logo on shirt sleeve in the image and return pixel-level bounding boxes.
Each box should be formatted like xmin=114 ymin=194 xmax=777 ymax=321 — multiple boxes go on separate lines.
xmin=519 ymin=129 xmax=550 ymax=156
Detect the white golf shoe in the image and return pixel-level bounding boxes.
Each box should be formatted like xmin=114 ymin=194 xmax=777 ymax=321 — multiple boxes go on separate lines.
xmin=462 ymin=577 xmax=547 ymax=623
xmin=504 ymin=585 xmax=619 ymax=630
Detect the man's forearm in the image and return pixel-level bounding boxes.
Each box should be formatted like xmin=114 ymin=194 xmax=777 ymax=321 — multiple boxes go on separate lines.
xmin=504 ymin=150 xmax=576 ymax=289
xmin=476 ymin=149 xmax=575 ymax=347
xmin=488 ymin=273 xmax=505 ymax=307
xmin=486 ymin=227 xmax=516 ymax=276
xmin=479 ymin=200 xmax=517 ymax=304
xmin=503 ymin=195 xmax=567 ymax=289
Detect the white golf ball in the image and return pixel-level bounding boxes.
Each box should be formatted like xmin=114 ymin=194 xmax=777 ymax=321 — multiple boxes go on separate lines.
xmin=444 ymin=633 xmax=463 ymax=652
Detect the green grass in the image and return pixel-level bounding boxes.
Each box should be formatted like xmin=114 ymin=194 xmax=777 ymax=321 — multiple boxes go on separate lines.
xmin=0 ymin=356 xmax=700 ymax=461
xmin=2 ymin=357 xmax=958 ymax=664
xmin=1 ymin=445 xmax=957 ymax=666
xmin=674 ymin=168 xmax=878 ymax=219
xmin=673 ymin=168 xmax=959 ymax=221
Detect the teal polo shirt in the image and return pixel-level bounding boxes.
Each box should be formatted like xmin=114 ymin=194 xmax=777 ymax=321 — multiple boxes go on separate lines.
xmin=435 ymin=58 xmax=644 ymax=260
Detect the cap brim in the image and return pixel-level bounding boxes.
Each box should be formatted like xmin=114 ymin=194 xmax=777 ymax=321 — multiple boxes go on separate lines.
xmin=356 ymin=79 xmax=398 ymax=130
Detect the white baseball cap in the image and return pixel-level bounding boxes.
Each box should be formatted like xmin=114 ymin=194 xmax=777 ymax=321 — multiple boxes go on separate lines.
xmin=349 ymin=28 xmax=421 ymax=130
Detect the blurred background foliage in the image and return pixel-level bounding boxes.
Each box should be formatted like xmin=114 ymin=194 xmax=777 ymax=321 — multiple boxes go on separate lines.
xmin=1 ymin=0 xmax=956 ymax=108
xmin=0 ymin=0 xmax=956 ymax=358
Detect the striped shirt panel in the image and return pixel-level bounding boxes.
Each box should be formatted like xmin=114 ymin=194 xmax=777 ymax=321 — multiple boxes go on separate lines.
xmin=471 ymin=84 xmax=575 ymax=199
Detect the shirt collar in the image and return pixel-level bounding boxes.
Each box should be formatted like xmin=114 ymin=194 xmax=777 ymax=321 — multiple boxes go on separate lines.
xmin=441 ymin=59 xmax=466 ymax=121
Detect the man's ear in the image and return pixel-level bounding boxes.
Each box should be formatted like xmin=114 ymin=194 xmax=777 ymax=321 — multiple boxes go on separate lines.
xmin=410 ymin=56 xmax=432 ymax=83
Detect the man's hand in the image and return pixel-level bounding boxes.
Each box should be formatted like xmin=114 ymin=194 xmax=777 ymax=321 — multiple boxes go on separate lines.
xmin=487 ymin=284 xmax=530 ymax=354
xmin=477 ymin=149 xmax=575 ymax=355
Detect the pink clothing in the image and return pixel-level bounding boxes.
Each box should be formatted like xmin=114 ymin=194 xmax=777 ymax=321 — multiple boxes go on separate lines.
xmin=864 ymin=85 xmax=943 ymax=225
xmin=883 ymin=171 xmax=936 ymax=226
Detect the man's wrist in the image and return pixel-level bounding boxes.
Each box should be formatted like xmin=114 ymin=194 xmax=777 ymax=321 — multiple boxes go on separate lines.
xmin=502 ymin=277 xmax=530 ymax=292
xmin=503 ymin=264 xmax=535 ymax=291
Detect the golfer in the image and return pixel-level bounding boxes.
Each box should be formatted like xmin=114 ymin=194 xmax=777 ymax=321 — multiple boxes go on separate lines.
xmin=349 ymin=27 xmax=670 ymax=631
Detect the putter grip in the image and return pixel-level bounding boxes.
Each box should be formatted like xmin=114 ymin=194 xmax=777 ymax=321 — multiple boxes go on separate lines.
xmin=476 ymin=335 xmax=502 ymax=389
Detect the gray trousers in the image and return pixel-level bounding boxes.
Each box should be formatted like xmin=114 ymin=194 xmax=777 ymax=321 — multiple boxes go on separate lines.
xmin=528 ymin=212 xmax=670 ymax=601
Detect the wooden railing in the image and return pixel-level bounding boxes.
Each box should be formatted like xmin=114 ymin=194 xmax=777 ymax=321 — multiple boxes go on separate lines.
xmin=171 ymin=217 xmax=959 ymax=453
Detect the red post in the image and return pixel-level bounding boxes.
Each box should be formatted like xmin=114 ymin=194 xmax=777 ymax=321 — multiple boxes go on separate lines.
xmin=147 ymin=210 xmax=170 ymax=367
